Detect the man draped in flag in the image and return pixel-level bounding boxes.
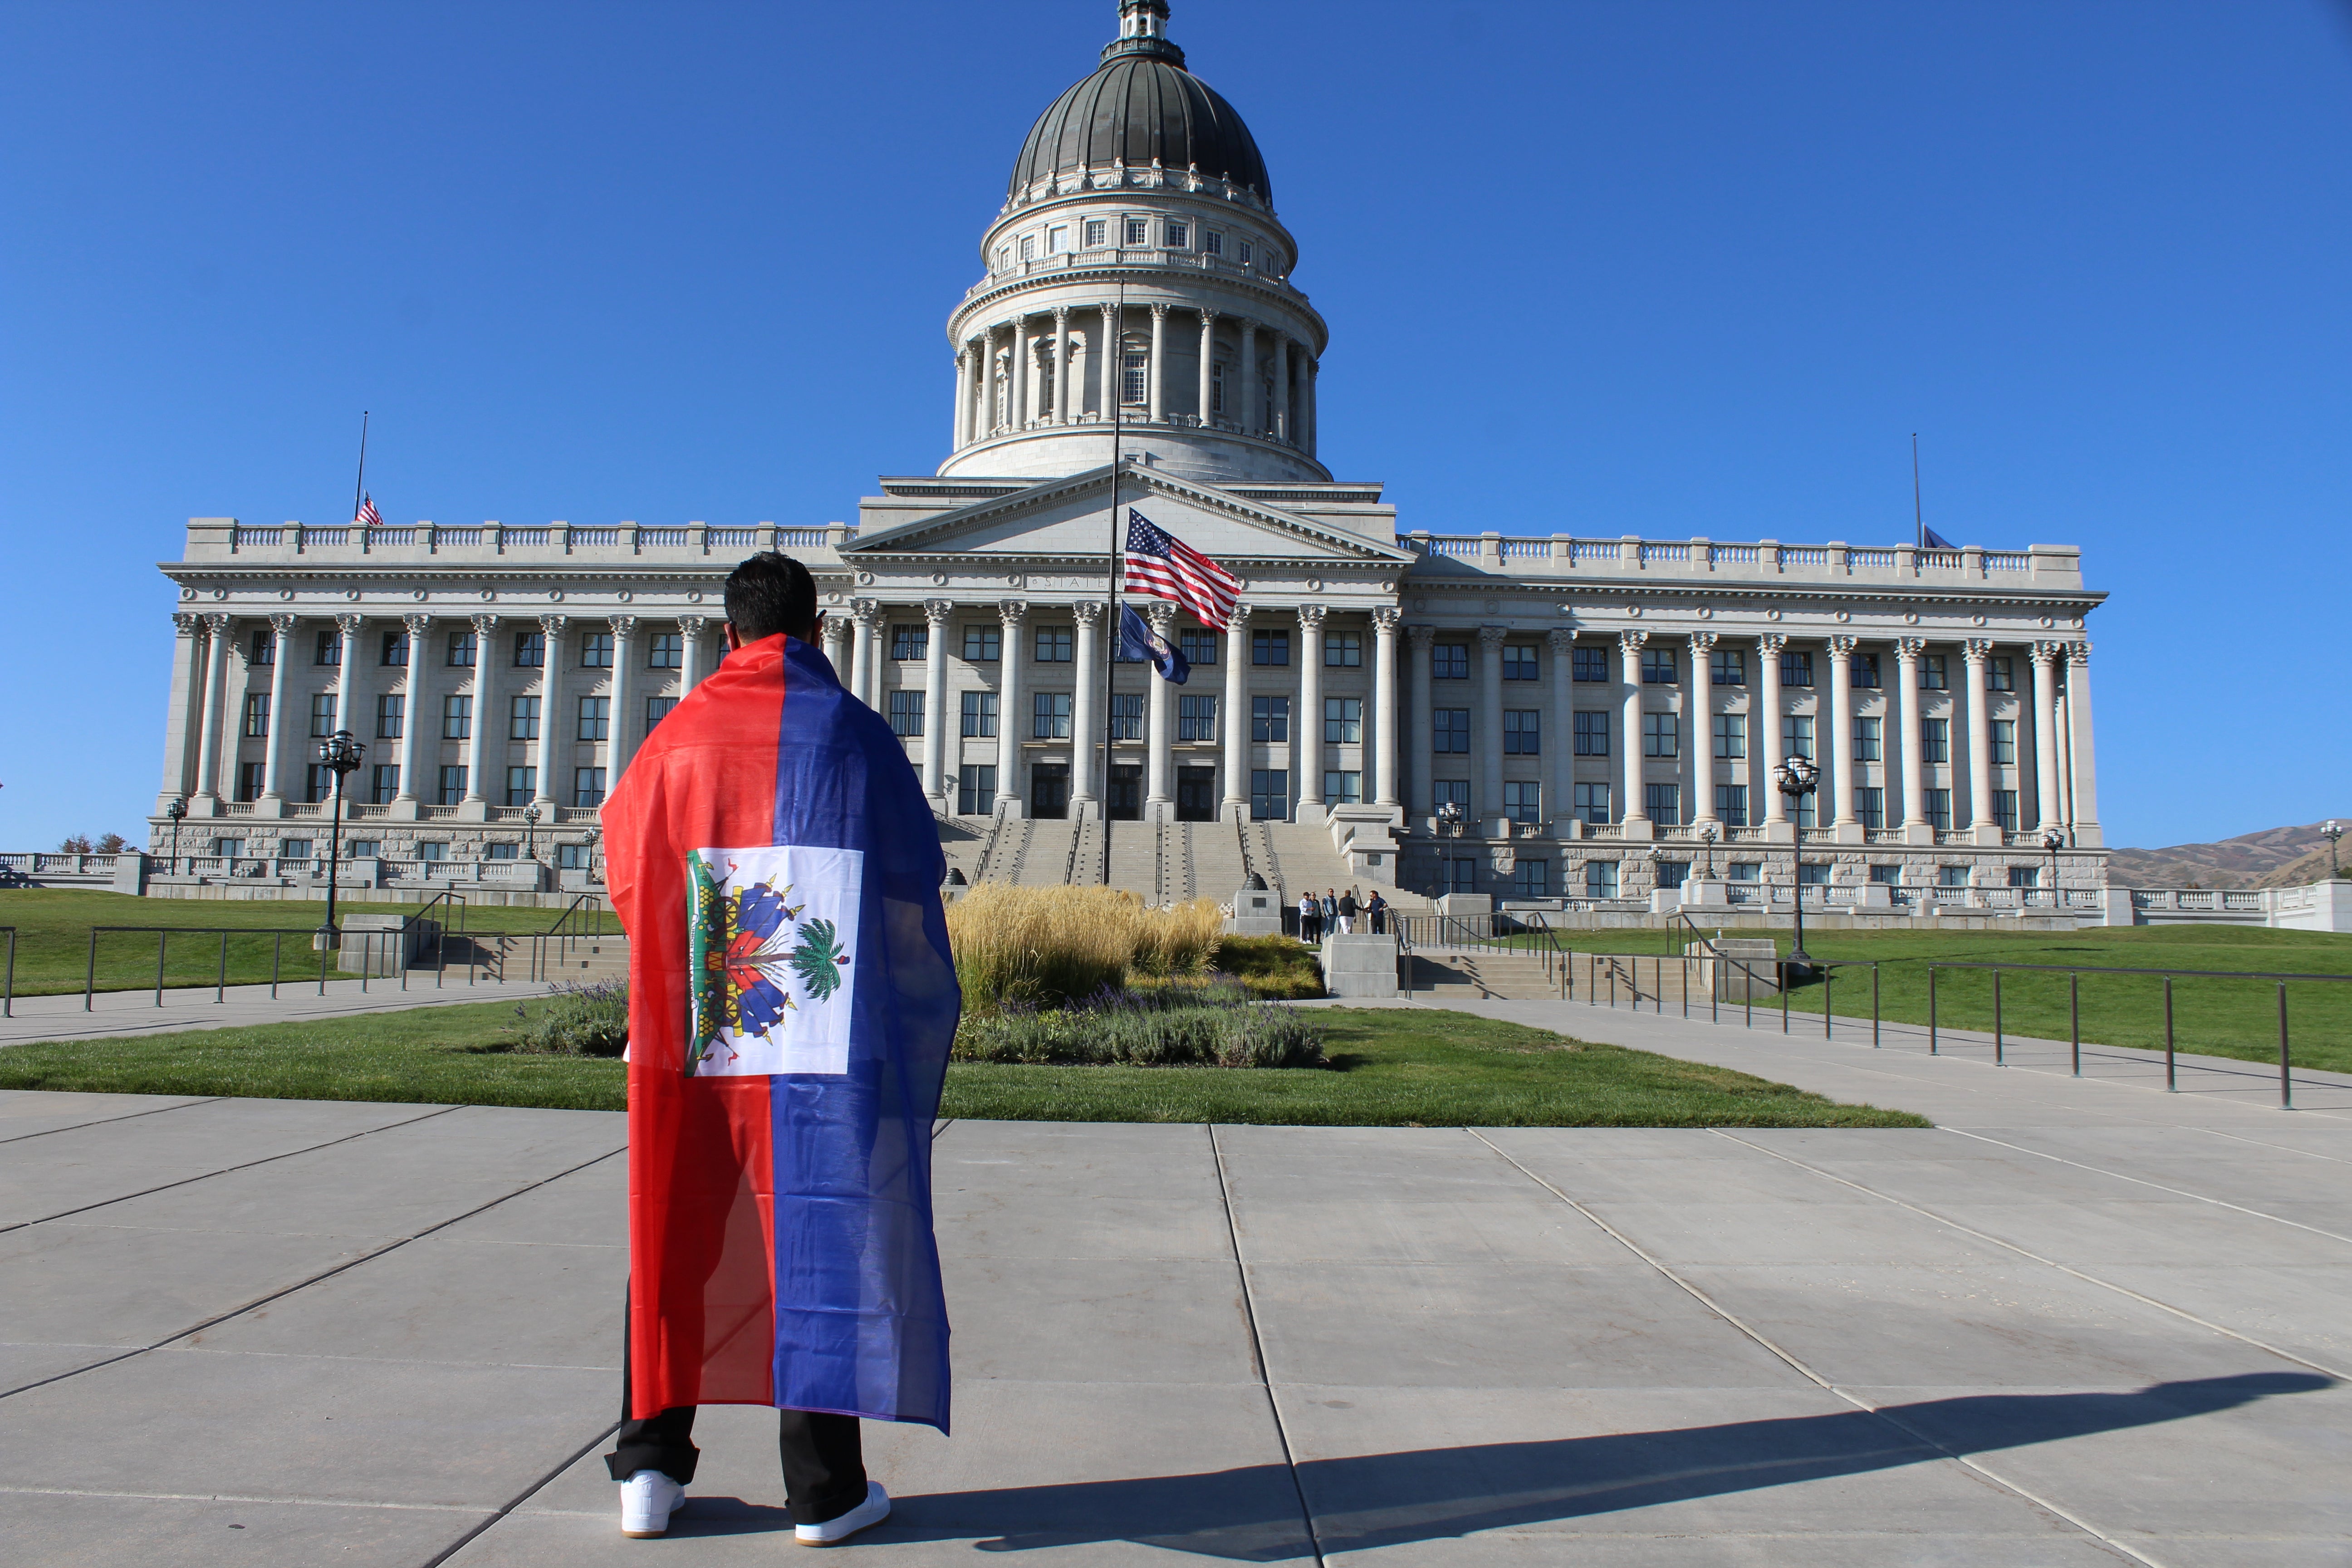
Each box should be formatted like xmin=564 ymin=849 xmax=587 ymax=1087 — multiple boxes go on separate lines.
xmin=598 ymin=551 xmax=959 ymax=1546
xmin=1123 ymin=508 xmax=1239 ymax=630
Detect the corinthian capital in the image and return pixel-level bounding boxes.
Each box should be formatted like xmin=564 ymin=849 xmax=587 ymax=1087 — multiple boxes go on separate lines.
xmin=925 ymin=598 xmax=957 ymax=627
xmin=337 ymin=612 xmax=366 ymax=637
xmin=403 ymin=612 xmax=433 ymax=639
xmin=1072 ymin=599 xmax=1105 ymax=627
xmin=852 ymin=598 xmax=884 ymax=627
xmin=268 ymin=612 xmax=298 ymax=637
xmin=1406 ymin=623 xmax=1437 ymax=650
xmin=1828 ymin=634 xmax=1858 ymax=656
xmin=1617 ymin=629 xmax=1648 ymax=652
xmin=1895 ymin=637 xmax=1926 ymax=659
xmin=1688 ymin=631 xmax=1718 ymax=653
xmin=1477 ymin=624 xmax=1509 ymax=650
xmin=538 ymin=612 xmax=568 ymax=637
xmin=1758 ymin=632 xmax=1787 ymax=654
xmin=1963 ymin=638 xmax=1993 ymax=662
xmin=1370 ymin=607 xmax=1401 ymax=635
xmin=998 ymin=598 xmax=1029 ymax=628
xmin=1547 ymin=628 xmax=1575 ymax=655
xmin=1294 ymin=603 xmax=1327 ymax=630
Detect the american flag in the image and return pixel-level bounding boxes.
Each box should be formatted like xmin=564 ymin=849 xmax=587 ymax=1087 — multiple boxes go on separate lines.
xmin=355 ymin=494 xmax=382 ymax=529
xmin=1122 ymin=509 xmax=1239 ymax=630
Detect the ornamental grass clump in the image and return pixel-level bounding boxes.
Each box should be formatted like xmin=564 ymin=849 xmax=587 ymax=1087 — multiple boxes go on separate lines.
xmin=508 ymin=980 xmax=630 ymax=1057
xmin=946 ymin=885 xmax=1224 ymax=1011
xmin=953 ymin=983 xmax=1325 ymax=1069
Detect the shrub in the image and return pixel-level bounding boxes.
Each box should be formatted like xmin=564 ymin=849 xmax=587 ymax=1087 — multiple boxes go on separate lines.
xmin=507 ymin=980 xmax=629 ymax=1056
xmin=1212 ymin=936 xmax=1325 ymax=999
xmin=953 ymin=984 xmax=1325 ymax=1069
xmin=947 ymin=885 xmax=1225 ymax=1011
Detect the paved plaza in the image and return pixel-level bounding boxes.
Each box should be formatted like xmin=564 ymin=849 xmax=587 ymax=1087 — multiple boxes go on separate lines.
xmin=1 ymin=1000 xmax=2347 ymax=1565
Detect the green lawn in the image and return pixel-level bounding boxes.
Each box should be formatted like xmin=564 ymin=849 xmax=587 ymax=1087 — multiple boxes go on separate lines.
xmin=0 ymin=1000 xmax=1926 ymax=1127
xmin=0 ymin=889 xmax=611 ymax=997
xmin=1515 ymin=925 xmax=2352 ymax=1075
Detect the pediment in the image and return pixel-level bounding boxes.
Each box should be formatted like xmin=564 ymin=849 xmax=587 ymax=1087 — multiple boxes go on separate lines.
xmin=846 ymin=466 xmax=1412 ymax=567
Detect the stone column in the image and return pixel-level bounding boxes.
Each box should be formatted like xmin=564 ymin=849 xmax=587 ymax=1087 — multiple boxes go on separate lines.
xmin=849 ymin=599 xmax=882 ymax=708
xmin=1295 ymin=606 xmax=1326 ymax=818
xmin=333 ymin=611 xmax=364 ymax=774
xmin=2031 ymin=642 xmax=2063 ymax=832
xmin=1238 ymin=319 xmax=1259 ymax=436
xmin=1072 ymin=328 xmax=1092 ymax=421
xmin=1896 ymin=638 xmax=1927 ymax=834
xmin=258 ymin=613 xmax=296 ymax=804
xmin=1689 ymin=632 xmax=1718 ymax=826
xmin=1304 ymin=357 xmax=1319 ymax=456
xmin=821 ymin=613 xmax=851 ymax=684
xmin=463 ymin=613 xmax=497 ymax=807
xmin=1964 ymin=639 xmax=1996 ymax=835
xmin=1372 ymin=608 xmax=1401 ymax=810
xmin=1476 ymin=625 xmax=1507 ymax=831
xmin=1196 ymin=309 xmax=1217 ymax=426
xmin=953 ymin=346 xmax=971 ymax=448
xmin=1828 ymin=635 xmax=1857 ymax=829
xmin=393 ymin=612 xmax=431 ymax=806
xmin=1012 ymin=315 xmax=1031 ymax=429
xmin=1220 ymin=604 xmax=1253 ymax=820
xmin=923 ymin=599 xmax=954 ymax=809
xmin=191 ymin=612 xmax=232 ymax=807
xmin=1407 ymin=623 xmax=1436 ymax=817
xmin=2065 ymin=642 xmax=2101 ymax=845
xmin=1071 ymin=600 xmax=1102 ymax=817
xmin=1145 ymin=603 xmax=1176 ymax=818
xmin=1100 ymin=301 xmax=1121 ymax=416
xmin=995 ymin=599 xmax=1028 ymax=816
xmin=1271 ymin=332 xmax=1290 ymax=442
xmin=532 ymin=614 xmax=565 ymax=805
xmin=1618 ymin=630 xmax=1649 ymax=832
xmin=677 ymin=614 xmax=706 ymax=694
xmin=159 ymin=612 xmax=205 ymax=809
xmin=1052 ymin=308 xmax=1072 ymax=424
xmin=608 ymin=615 xmax=639 ymax=782
xmin=1546 ymin=628 xmax=1575 ymax=832
xmin=976 ymin=326 xmax=996 ymax=436
xmin=1758 ymin=634 xmax=1786 ymax=827
xmin=1147 ymin=303 xmax=1167 ymax=423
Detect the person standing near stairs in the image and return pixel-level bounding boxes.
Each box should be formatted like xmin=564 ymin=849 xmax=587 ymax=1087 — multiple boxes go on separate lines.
xmin=1298 ymin=889 xmax=1321 ymax=943
xmin=1337 ymin=889 xmax=1359 ymax=935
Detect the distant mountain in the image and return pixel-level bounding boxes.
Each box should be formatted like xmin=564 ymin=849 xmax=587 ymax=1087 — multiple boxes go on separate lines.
xmin=2105 ymin=818 xmax=2351 ymax=888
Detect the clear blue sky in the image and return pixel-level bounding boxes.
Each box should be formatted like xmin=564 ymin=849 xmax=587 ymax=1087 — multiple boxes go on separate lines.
xmin=4 ymin=1 xmax=2348 ymax=852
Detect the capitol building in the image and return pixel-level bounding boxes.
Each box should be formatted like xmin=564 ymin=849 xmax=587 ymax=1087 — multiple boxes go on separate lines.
xmin=150 ymin=1 xmax=2106 ymax=913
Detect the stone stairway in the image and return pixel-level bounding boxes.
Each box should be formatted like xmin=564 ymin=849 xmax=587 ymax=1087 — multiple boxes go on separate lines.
xmin=1103 ymin=819 xmax=1159 ymax=900
xmin=1014 ymin=820 xmax=1081 ymax=887
xmin=1066 ymin=816 xmax=1105 ymax=885
xmin=1190 ymin=821 xmax=1250 ymax=902
xmin=466 ymin=933 xmax=629 ymax=985
xmin=1405 ymin=948 xmax=1562 ymax=1001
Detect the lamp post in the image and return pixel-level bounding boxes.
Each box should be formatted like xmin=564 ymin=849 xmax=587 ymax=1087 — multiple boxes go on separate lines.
xmin=2327 ymin=821 xmax=2344 ymax=877
xmin=583 ymin=827 xmax=602 ymax=885
xmin=1773 ymin=754 xmax=1819 ymax=970
xmin=2041 ymin=828 xmax=2065 ymax=908
xmin=163 ymin=797 xmax=187 ymax=872
xmin=1437 ymin=799 xmax=1465 ymax=838
xmin=1697 ymin=820 xmax=1718 ymax=880
xmin=314 ymin=730 xmax=365 ymax=946
xmin=522 ymin=802 xmax=543 ymax=862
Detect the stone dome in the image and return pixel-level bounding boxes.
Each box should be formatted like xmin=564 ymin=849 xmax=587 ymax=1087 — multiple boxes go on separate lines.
xmin=1007 ymin=4 xmax=1270 ymax=204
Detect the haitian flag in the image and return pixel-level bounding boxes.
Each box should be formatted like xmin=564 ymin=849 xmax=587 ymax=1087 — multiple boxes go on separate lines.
xmin=602 ymin=630 xmax=958 ymax=1431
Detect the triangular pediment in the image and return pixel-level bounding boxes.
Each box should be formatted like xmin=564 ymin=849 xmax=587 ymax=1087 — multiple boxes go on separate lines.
xmin=846 ymin=466 xmax=1412 ymax=567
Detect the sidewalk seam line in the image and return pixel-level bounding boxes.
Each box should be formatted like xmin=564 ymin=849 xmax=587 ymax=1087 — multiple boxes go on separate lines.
xmin=0 ymin=1096 xmax=225 ymax=1145
xmin=1932 ymin=1126 xmax=2352 ymax=1246
xmin=420 ymin=1420 xmax=625 ymax=1568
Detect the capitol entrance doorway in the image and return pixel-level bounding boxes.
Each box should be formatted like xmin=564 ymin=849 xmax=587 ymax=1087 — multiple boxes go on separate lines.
xmin=1107 ymin=764 xmax=1142 ymax=820
xmin=1030 ymin=764 xmax=1070 ymax=819
xmin=1176 ymin=766 xmax=1217 ymax=822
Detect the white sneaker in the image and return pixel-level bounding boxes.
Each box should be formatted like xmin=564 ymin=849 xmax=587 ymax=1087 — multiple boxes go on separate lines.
xmin=794 ymin=1481 xmax=890 ymax=1546
xmin=619 ymin=1468 xmax=685 ymax=1538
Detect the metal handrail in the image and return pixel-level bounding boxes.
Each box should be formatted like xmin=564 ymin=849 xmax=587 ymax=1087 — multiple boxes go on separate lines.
xmin=397 ymin=891 xmax=470 ymax=991
xmin=82 ymin=926 xmax=336 ymax=1010
xmin=0 ymin=927 xmax=14 ymax=1017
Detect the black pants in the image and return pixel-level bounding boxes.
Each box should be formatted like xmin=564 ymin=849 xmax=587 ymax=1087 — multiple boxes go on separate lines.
xmin=604 ymin=1301 xmax=868 ymax=1525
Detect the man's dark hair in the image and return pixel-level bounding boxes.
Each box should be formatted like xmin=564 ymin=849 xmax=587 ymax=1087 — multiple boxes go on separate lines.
xmin=724 ymin=552 xmax=820 ymax=642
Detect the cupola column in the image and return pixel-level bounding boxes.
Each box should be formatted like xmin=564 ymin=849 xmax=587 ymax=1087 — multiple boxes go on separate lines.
xmin=953 ymin=347 xmax=972 ymax=448
xmin=979 ymin=326 xmax=998 ymax=436
xmin=1196 ymin=309 xmax=1217 ymax=426
xmin=1147 ymin=303 xmax=1167 ymax=423
xmin=1100 ymin=301 xmax=1121 ymax=418
xmin=1271 ymin=333 xmax=1290 ymax=442
xmin=1012 ymin=316 xmax=1032 ymax=431
xmin=1238 ymin=320 xmax=1259 ymax=437
xmin=1052 ymin=308 xmax=1072 ymax=425
xmin=1305 ymin=358 xmax=1319 ymax=457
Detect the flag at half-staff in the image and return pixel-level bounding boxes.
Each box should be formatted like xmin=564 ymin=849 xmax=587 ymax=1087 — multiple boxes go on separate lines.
xmin=354 ymin=494 xmax=382 ymax=529
xmin=1122 ymin=508 xmax=1240 ymax=630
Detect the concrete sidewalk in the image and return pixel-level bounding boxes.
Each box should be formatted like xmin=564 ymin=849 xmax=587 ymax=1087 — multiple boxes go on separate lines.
xmin=0 ymin=973 xmax=570 ymax=1049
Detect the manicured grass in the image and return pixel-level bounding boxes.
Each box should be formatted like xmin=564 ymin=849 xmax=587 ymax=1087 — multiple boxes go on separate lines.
xmin=1520 ymin=925 xmax=2352 ymax=1075
xmin=0 ymin=1000 xmax=1925 ymax=1127
xmin=0 ymin=889 xmax=609 ymax=996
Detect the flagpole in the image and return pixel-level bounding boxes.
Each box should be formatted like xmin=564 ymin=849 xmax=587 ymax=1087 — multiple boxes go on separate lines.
xmin=352 ymin=411 xmax=371 ymax=524
xmin=1911 ymin=432 xmax=1923 ymax=550
xmin=1100 ymin=281 xmax=1126 ymax=886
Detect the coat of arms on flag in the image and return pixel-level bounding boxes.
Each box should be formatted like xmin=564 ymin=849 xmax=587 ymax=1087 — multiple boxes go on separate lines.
xmin=685 ymin=845 xmax=862 ymax=1077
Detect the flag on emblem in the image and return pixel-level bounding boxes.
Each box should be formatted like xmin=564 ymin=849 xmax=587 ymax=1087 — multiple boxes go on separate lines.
xmin=1117 ymin=603 xmax=1189 ymax=686
xmin=355 ymin=494 xmax=382 ymax=529
xmin=1122 ymin=509 xmax=1240 ymax=630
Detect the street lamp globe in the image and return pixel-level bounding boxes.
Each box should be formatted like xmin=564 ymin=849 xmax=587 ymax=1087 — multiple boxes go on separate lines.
xmin=2326 ymin=820 xmax=2344 ymax=877
xmin=1771 ymin=754 xmax=1820 ymax=969
xmin=1697 ymin=820 xmax=1718 ymax=879
xmin=522 ymin=802 xmax=544 ymax=861
xmin=2041 ymin=828 xmax=2065 ymax=909
xmin=313 ymin=730 xmax=366 ymax=946
xmin=163 ymin=796 xmax=188 ymax=869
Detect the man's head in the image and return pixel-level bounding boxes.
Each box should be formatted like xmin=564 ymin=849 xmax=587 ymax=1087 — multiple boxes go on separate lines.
xmin=723 ymin=551 xmax=820 ymax=649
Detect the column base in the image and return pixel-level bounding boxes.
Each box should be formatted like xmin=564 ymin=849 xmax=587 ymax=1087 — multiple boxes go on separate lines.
xmin=1971 ymin=823 xmax=2004 ymax=847
xmin=190 ymin=793 xmax=222 ymax=816
xmin=996 ymin=797 xmax=1027 ymax=821
xmin=388 ymin=797 xmax=421 ymax=822
xmin=1070 ymin=796 xmax=1102 ymax=821
xmin=1619 ymin=817 xmax=1656 ymax=842
xmin=1220 ymin=801 xmax=1248 ymax=824
xmin=1762 ymin=820 xmax=1796 ymax=844
xmin=1144 ymin=799 xmax=1175 ymax=824
xmin=253 ymin=795 xmax=287 ymax=819
xmin=1901 ymin=822 xmax=1934 ymax=846
xmin=456 ymin=798 xmax=490 ymax=823
xmin=1833 ymin=822 xmax=1865 ymax=845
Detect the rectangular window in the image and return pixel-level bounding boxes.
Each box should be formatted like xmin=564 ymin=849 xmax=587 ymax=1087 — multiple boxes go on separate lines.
xmin=1991 ymin=718 xmax=2016 ymax=765
xmin=1994 ymin=790 xmax=2019 ymax=831
xmin=1432 ymin=779 xmax=1470 ymax=812
xmin=558 ymin=843 xmax=588 ymax=870
xmin=1324 ymin=696 xmax=1362 ymax=745
xmin=1513 ymin=858 xmax=1549 ymax=898
xmin=414 ymin=841 xmax=447 ymax=863
xmin=1251 ymin=629 xmax=1291 ymax=666
xmin=1249 ymin=769 xmax=1288 ymax=821
xmin=1503 ymin=645 xmax=1540 ymax=681
xmin=1798 ymin=861 xmax=1831 ymax=887
xmin=1177 ymin=693 xmax=1218 ymax=741
xmin=1925 ymin=789 xmax=1953 ymax=831
xmin=1921 ymin=716 xmax=1949 ymax=764
xmin=577 ymin=696 xmax=610 ymax=741
xmin=1989 ymin=656 xmax=2015 ymax=692
xmin=888 ymin=623 xmax=925 ymax=666
xmin=1110 ymin=692 xmax=1141 ymax=740
xmin=573 ymin=767 xmax=607 ymax=808
xmin=315 ymin=628 xmax=343 ymax=666
xmin=446 ymin=629 xmax=476 ymax=667
xmin=1251 ymin=695 xmax=1290 ymax=743
xmin=1211 ymin=363 xmax=1226 ymax=414
xmin=1940 ymin=863 xmax=1970 ymax=886
xmin=1715 ymin=784 xmax=1748 ymax=827
xmin=1783 ymin=714 xmax=1815 ymax=760
xmin=242 ymin=692 xmax=270 ymax=738
xmin=212 ymin=837 xmax=246 ymax=859
xmin=1645 ymin=783 xmax=1682 ymax=826
xmin=304 ymin=764 xmax=333 ymax=803
xmin=1712 ymin=713 xmax=1744 ymax=759
xmin=1179 ymin=629 xmax=1218 ymax=666
xmin=1573 ymin=711 xmax=1610 ymax=756
xmin=369 ymin=764 xmax=400 ymax=804
xmin=510 ymin=694 xmax=540 ymax=740
xmin=889 ymin=690 xmax=925 ymax=738
xmin=1656 ymin=860 xmax=1687 ymax=891
xmin=1503 ymin=780 xmax=1542 ymax=825
xmin=961 ymin=625 xmax=1000 ymax=662
xmin=646 ymin=696 xmax=677 ymax=734
xmin=1858 ymin=786 xmax=1885 ymax=830
xmin=375 ymin=693 xmax=404 ymax=740
xmin=309 ymin=693 xmax=337 ymax=737
xmin=648 ymin=632 xmax=683 ymax=668
xmin=2008 ymin=864 xmax=2039 ymax=888
xmin=1642 ymin=712 xmax=1678 ymax=758
xmin=249 ymin=629 xmax=276 ymax=666
xmin=1433 ymin=708 xmax=1470 ymax=754
xmin=235 ymin=763 xmax=264 ymax=803
xmin=437 ymin=765 xmax=467 ymax=806
xmin=1324 ymin=631 xmax=1362 ymax=668
xmin=1573 ymin=646 xmax=1609 ymax=682
xmin=1585 ymin=859 xmax=1619 ymax=899
xmin=1033 ymin=625 xmax=1073 ymax=663
xmin=1920 ymin=653 xmax=1947 ymax=690
xmin=1854 ymin=715 xmax=1882 ymax=761
xmin=1642 ymin=647 xmax=1678 ymax=685
xmin=1123 ymin=216 xmax=1148 ymax=245
xmin=486 ymin=841 xmax=517 ymax=860
xmin=1871 ymin=863 xmax=1902 ymax=884
xmin=344 ymin=839 xmax=378 ymax=860
xmin=1121 ymin=351 xmax=1147 ymax=405
xmin=580 ymin=632 xmax=613 ymax=668
xmin=960 ymin=691 xmax=997 ymax=738
xmin=442 ymin=694 xmax=471 ymax=740
xmin=1781 ymin=651 xmax=1814 ymax=687
xmin=1323 ymin=769 xmax=1363 ymax=804
xmin=1083 ymin=218 xmax=1106 ymax=249
xmin=1575 ymin=782 xmax=1611 ymax=825
xmin=1504 ymin=709 xmax=1540 ymax=755
xmin=1727 ymin=861 xmax=1760 ymax=883
xmin=1033 ymin=691 xmax=1072 ymax=740
xmin=1202 ymin=229 xmax=1223 ymax=255
xmin=1047 ymin=224 xmax=1067 ymax=253
xmin=514 ymin=631 xmax=544 ymax=668
xmin=381 ymin=629 xmax=410 ymax=667
xmin=1238 ymin=239 xmax=1254 ymax=265
xmin=279 ymin=838 xmax=313 ymax=860
xmin=1710 ymin=647 xmax=1747 ymax=686
xmin=1433 ymin=643 xmax=1469 ymax=680
xmin=1164 ymin=220 xmax=1188 ymax=248
xmin=505 ymin=766 xmax=536 ymax=807
xmin=1853 ymin=653 xmax=1882 ymax=689
xmin=958 ymin=765 xmax=997 ymax=815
